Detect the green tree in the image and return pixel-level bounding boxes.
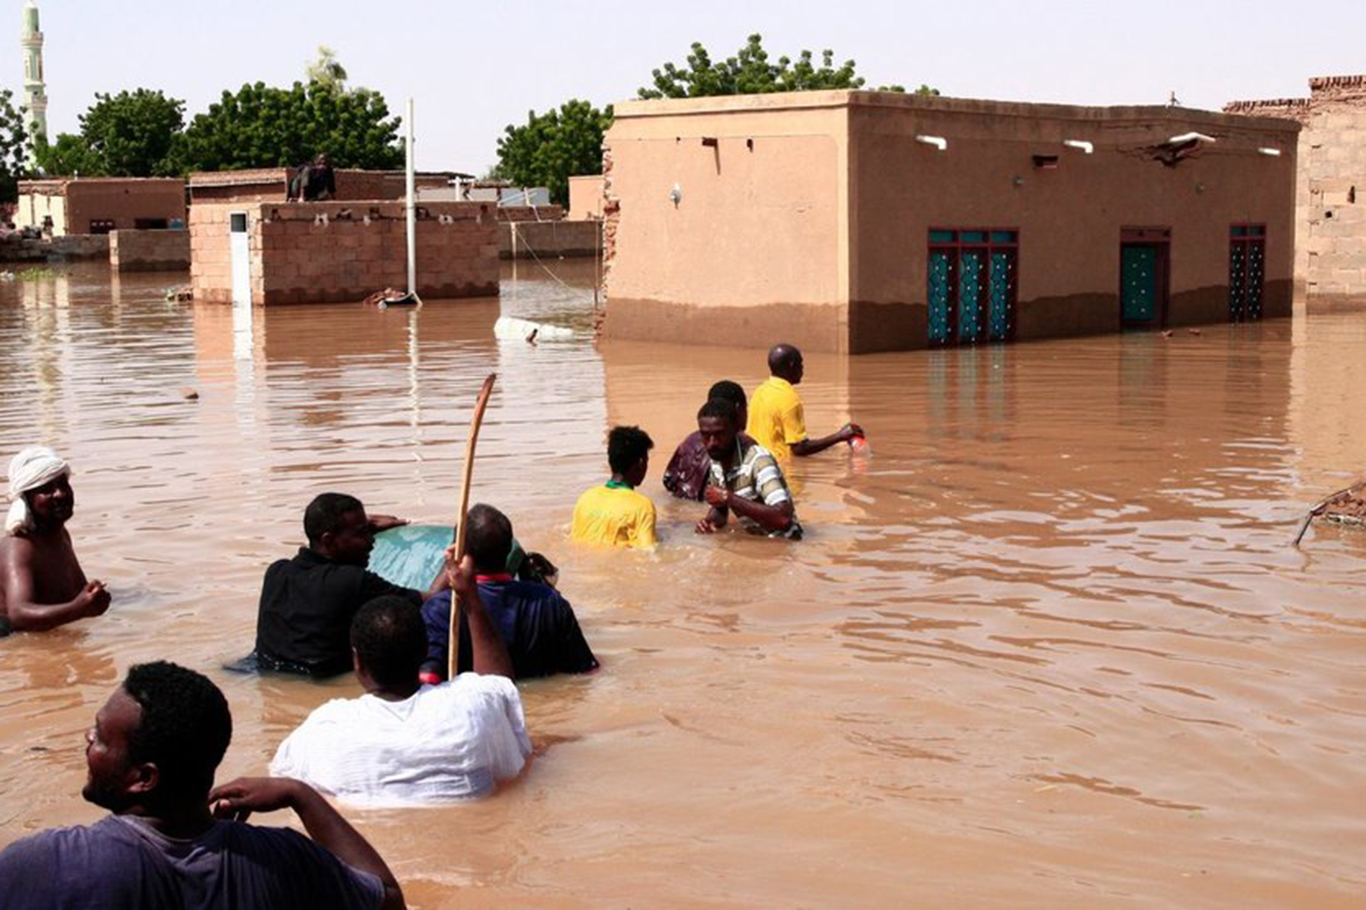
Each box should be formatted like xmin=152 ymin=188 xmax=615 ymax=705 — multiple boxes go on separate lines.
xmin=494 ymin=100 xmax=613 ymax=206
xmin=172 ymin=80 xmax=402 ymax=173
xmin=0 ymin=89 xmax=28 ymax=202
xmin=306 ymin=46 xmax=348 ymax=94
xmin=32 ymin=133 xmax=102 ymax=178
xmin=638 ymin=34 xmax=934 ymax=99
xmin=33 ymin=89 xmax=184 ymax=177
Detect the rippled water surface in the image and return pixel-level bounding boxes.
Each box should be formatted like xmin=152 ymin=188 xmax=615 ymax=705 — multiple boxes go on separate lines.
xmin=2 ymin=263 xmax=1365 ymax=908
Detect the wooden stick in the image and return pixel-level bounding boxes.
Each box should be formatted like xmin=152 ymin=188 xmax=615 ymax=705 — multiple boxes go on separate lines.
xmin=449 ymin=373 xmax=497 ymax=679
xmin=1292 ymin=484 xmax=1357 ymax=548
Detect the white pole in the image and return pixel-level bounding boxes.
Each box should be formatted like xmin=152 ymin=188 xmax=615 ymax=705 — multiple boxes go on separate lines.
xmin=405 ymin=97 xmax=416 ymax=294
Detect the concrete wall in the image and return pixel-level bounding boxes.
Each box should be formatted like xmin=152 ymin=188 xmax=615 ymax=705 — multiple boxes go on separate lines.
xmin=1229 ymin=76 xmax=1366 ymax=298
xmin=568 ymin=175 xmax=605 ymax=220
xmin=189 ymin=201 xmax=500 ymax=305
xmin=0 ymin=233 xmax=108 ymax=263
xmin=501 ymin=220 xmax=601 ymax=259
xmin=188 ymin=169 xmax=449 ymax=204
xmin=603 ymin=90 xmax=1298 ymax=354
xmin=109 ymin=229 xmax=190 ymax=272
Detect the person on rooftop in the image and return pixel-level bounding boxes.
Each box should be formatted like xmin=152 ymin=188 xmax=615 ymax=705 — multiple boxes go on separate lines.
xmin=570 ymin=426 xmax=658 ymax=550
xmin=270 ymin=554 xmax=532 ymax=807
xmin=288 ymin=153 xmax=336 ymax=202
xmin=748 ymin=343 xmax=864 ymax=460
xmin=421 ymin=503 xmax=597 ymax=681
xmin=697 ymin=398 xmax=802 ymax=540
xmin=662 ymin=380 xmax=754 ymax=502
xmin=0 ymin=660 xmax=405 ymax=909
xmin=0 ymin=446 xmax=110 ymax=636
xmin=252 ymin=493 xmax=446 ymax=677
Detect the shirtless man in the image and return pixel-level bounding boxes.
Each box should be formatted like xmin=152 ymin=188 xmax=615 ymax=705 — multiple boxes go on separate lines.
xmin=0 ymin=447 xmax=109 ymax=635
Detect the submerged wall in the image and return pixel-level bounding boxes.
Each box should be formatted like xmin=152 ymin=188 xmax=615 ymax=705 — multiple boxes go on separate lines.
xmin=109 ymin=229 xmax=190 ymax=272
xmin=189 ymin=201 xmax=500 ymax=305
xmin=603 ymin=91 xmax=1299 ymax=353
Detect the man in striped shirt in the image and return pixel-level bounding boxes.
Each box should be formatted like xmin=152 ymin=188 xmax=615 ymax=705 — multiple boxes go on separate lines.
xmin=694 ymin=398 xmax=802 ymax=540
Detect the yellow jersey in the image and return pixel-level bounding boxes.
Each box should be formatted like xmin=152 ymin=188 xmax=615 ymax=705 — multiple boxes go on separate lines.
xmin=570 ymin=483 xmax=658 ymax=549
xmin=746 ymin=376 xmax=807 ymax=460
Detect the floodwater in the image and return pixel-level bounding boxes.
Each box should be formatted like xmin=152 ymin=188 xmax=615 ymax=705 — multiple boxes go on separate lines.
xmin=1 ymin=260 xmax=1365 ymax=909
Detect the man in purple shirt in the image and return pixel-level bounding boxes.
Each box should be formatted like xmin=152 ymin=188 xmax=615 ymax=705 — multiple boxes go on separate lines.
xmin=662 ymin=380 xmax=753 ymax=501
xmin=0 ymin=661 xmax=404 ymax=909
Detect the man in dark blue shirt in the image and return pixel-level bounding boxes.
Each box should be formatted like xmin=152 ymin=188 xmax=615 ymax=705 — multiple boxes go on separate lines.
xmin=0 ymin=661 xmax=403 ymax=909
xmin=422 ymin=503 xmax=597 ymax=681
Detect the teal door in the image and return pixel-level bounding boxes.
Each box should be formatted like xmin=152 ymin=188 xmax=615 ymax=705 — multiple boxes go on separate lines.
xmin=928 ymin=249 xmax=953 ymax=344
xmin=1121 ymin=244 xmax=1158 ymax=324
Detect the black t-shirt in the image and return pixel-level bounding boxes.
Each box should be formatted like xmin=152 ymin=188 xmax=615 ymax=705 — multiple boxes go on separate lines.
xmin=255 ymin=547 xmax=422 ymax=676
xmin=0 ymin=815 xmax=383 ymax=909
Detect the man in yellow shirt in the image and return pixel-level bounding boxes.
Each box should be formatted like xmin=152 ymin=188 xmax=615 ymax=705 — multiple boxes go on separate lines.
xmin=571 ymin=426 xmax=658 ymax=549
xmin=747 ymin=343 xmax=863 ymax=459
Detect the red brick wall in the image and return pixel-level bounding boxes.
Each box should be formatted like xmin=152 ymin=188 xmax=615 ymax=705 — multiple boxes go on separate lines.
xmin=189 ymin=170 xmax=452 ymax=204
xmin=190 ymin=201 xmax=500 ymax=304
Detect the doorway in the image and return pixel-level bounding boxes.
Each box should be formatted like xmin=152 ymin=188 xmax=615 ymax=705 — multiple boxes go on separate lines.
xmin=1119 ymin=227 xmax=1170 ymax=328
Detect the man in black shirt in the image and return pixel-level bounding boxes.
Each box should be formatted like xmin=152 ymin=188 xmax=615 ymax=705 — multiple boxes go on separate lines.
xmin=288 ymin=153 xmax=337 ymax=202
xmin=254 ymin=493 xmax=447 ymax=677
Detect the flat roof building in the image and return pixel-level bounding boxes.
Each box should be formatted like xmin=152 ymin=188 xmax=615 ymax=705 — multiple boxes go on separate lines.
xmin=602 ymin=90 xmax=1300 ymax=353
xmin=15 ymin=177 xmax=186 ymax=237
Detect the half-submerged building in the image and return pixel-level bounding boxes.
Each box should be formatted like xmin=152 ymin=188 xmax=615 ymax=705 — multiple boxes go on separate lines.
xmin=601 ymin=91 xmax=1300 ymax=353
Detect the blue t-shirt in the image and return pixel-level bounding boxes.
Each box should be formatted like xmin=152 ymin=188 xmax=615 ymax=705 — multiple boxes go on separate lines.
xmin=422 ymin=578 xmax=598 ymax=680
xmin=0 ymin=814 xmax=383 ymax=909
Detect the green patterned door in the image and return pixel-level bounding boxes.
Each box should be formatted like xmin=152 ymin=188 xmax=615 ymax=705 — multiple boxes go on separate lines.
xmin=928 ymin=249 xmax=953 ymax=344
xmin=1121 ymin=244 xmax=1158 ymax=323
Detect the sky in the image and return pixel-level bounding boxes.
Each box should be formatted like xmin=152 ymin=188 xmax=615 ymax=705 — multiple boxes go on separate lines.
xmin=9 ymin=0 xmax=1365 ymax=173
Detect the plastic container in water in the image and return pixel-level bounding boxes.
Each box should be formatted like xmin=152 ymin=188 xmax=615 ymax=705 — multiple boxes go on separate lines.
xmin=848 ymin=434 xmax=871 ymax=455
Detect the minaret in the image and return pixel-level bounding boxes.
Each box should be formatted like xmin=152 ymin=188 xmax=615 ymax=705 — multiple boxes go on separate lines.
xmin=21 ymin=0 xmax=47 ymax=145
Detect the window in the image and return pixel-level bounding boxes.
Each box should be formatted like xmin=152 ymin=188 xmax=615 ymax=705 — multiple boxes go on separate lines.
xmin=88 ymin=219 xmax=115 ymax=235
xmin=927 ymin=228 xmax=1018 ymax=346
xmin=1229 ymin=224 xmax=1266 ymax=322
xmin=133 ymin=218 xmax=168 ymax=230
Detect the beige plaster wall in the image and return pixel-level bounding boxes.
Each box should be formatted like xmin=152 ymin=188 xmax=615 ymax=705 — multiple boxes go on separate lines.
xmin=603 ymin=91 xmax=1297 ymax=353
xmin=603 ymin=95 xmax=849 ymax=352
xmin=850 ymin=98 xmax=1298 ymax=347
xmin=568 ymin=175 xmax=605 ymax=220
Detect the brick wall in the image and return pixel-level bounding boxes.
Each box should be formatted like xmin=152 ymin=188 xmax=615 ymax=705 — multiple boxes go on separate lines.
xmin=501 ymin=220 xmax=600 ymax=259
xmin=188 ymin=169 xmax=450 ymax=204
xmin=1228 ymin=74 xmax=1366 ymax=296
xmin=495 ymin=205 xmax=564 ymax=222
xmin=190 ymin=201 xmax=500 ymax=305
xmin=109 ymin=229 xmax=190 ymax=272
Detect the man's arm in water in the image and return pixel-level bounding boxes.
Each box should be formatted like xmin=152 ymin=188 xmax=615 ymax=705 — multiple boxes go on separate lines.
xmin=0 ymin=537 xmax=109 ymax=631
xmin=699 ymin=487 xmax=793 ymax=533
xmin=209 ymin=776 xmax=405 ymax=910
xmin=790 ymin=423 xmax=865 ymax=457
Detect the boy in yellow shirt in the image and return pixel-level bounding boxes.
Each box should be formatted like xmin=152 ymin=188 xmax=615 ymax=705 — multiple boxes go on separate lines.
xmin=570 ymin=426 xmax=658 ymax=549
xmin=747 ymin=343 xmax=863 ymax=459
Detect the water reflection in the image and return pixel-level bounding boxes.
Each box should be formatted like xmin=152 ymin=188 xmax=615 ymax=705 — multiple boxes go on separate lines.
xmin=0 ymin=266 xmax=1364 ymax=906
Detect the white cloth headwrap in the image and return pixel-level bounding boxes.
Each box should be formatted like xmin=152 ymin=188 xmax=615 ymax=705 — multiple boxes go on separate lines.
xmin=6 ymin=446 xmax=71 ymax=536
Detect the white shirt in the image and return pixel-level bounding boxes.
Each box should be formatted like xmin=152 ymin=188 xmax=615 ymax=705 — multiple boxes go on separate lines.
xmin=270 ymin=674 xmax=532 ymax=807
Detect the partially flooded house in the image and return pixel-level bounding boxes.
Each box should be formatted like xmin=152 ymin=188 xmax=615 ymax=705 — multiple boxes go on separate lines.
xmin=601 ymin=90 xmax=1300 ymax=353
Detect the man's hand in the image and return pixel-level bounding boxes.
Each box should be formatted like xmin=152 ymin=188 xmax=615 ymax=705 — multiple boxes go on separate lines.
xmin=838 ymin=423 xmax=865 ymax=442
xmin=78 ymin=581 xmax=111 ymax=617
xmin=367 ymin=514 xmax=408 ymax=533
xmin=695 ymin=518 xmax=719 ymax=534
xmin=703 ymin=485 xmax=730 ymax=508
xmin=443 ymin=549 xmax=476 ymax=602
xmin=209 ymin=776 xmax=306 ymax=823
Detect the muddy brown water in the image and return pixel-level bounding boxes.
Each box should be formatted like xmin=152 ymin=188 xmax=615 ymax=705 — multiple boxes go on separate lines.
xmin=1 ymin=262 xmax=1364 ymax=908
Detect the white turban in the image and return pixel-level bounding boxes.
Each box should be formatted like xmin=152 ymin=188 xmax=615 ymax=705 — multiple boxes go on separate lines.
xmin=6 ymin=446 xmax=71 ymax=536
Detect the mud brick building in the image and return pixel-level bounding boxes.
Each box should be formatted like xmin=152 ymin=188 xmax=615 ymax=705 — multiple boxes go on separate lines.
xmin=1226 ymin=74 xmax=1366 ymax=298
xmin=187 ymin=169 xmax=449 ymax=204
xmin=602 ymin=91 xmax=1299 ymax=353
xmin=14 ymin=178 xmax=186 ymax=237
